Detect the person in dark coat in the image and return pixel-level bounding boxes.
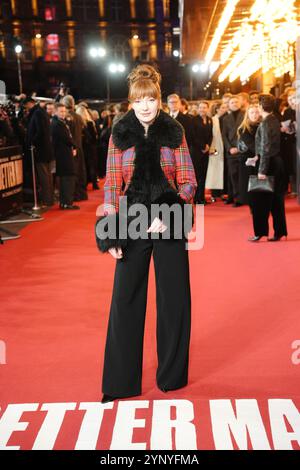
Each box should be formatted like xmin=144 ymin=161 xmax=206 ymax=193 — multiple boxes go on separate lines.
xmin=95 ymin=64 xmax=197 ymax=404
xmin=167 ymin=94 xmax=195 ymax=151
xmin=0 ymin=107 xmax=16 ymax=146
xmin=99 ymin=113 xmax=113 ymax=178
xmin=24 ymin=98 xmax=54 ymax=206
xmin=76 ymin=105 xmax=99 ymax=190
xmin=222 ymin=96 xmax=245 ymax=206
xmin=248 ymin=94 xmax=288 ymax=242
xmin=191 ymin=101 xmax=213 ymax=204
xmin=237 ymin=105 xmax=261 ymax=205
xmin=50 ymin=103 xmax=80 ymax=210
xmin=281 ymin=90 xmax=297 ymax=196
xmin=62 ymin=95 xmax=88 ymax=201
xmin=219 ymin=94 xmax=231 ymax=198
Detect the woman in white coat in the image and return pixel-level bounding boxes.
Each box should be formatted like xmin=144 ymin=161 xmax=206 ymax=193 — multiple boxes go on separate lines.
xmin=205 ymin=102 xmax=227 ymax=201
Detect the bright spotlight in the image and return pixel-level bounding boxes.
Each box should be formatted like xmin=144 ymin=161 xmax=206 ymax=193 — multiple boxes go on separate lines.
xmin=108 ymin=63 xmax=117 ymax=73
xmin=117 ymin=64 xmax=125 ymax=72
xmin=192 ymin=64 xmax=200 ymax=73
xmin=89 ymin=47 xmax=98 ymax=58
xmin=98 ymin=47 xmax=106 ymax=57
xmin=15 ymin=45 xmax=22 ymax=54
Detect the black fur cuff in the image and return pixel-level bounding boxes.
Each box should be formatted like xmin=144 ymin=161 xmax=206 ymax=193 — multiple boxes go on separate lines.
xmin=95 ymin=212 xmax=128 ymax=253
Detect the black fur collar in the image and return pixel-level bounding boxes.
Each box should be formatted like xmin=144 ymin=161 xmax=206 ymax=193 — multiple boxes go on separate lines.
xmin=112 ymin=108 xmax=184 ymax=150
xmin=95 ymin=109 xmax=193 ymax=252
xmin=110 ymin=109 xmax=185 ymax=210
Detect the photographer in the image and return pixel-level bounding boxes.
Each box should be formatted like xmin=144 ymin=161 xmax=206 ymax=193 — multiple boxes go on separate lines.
xmin=0 ymin=106 xmax=15 ymax=147
xmin=24 ymin=97 xmax=54 ymax=207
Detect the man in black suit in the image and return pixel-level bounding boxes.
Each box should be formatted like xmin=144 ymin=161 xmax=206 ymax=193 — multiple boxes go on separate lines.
xmin=222 ymin=96 xmax=245 ymax=206
xmin=51 ymin=103 xmax=80 ymax=210
xmin=167 ymin=94 xmax=194 ymax=151
xmin=24 ymin=97 xmax=54 ymax=207
xmin=191 ymin=101 xmax=213 ymax=204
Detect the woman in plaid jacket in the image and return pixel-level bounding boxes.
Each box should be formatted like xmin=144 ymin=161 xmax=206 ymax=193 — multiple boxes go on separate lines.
xmin=95 ymin=65 xmax=197 ymax=403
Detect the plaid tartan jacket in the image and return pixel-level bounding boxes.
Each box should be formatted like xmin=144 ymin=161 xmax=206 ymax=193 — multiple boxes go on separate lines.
xmin=103 ymin=110 xmax=197 ymax=215
xmin=95 ymin=109 xmax=197 ymax=252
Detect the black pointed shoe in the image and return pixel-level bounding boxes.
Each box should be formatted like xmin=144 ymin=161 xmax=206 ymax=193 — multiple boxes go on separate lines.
xmin=59 ymin=204 xmax=80 ymax=210
xmin=267 ymin=235 xmax=287 ymax=242
xmin=159 ymin=384 xmax=186 ymax=393
xmin=101 ymin=394 xmax=118 ymax=403
xmin=248 ymin=235 xmax=262 ymax=242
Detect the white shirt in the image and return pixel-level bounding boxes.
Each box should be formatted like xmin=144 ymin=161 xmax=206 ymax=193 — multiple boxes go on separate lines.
xmin=171 ymin=110 xmax=180 ymax=119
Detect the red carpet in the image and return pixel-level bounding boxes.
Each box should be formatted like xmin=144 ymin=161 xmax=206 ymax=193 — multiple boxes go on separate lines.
xmin=1 ymin=182 xmax=300 ymax=450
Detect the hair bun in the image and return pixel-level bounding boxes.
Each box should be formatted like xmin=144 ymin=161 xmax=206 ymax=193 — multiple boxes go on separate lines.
xmin=127 ymin=64 xmax=161 ymax=85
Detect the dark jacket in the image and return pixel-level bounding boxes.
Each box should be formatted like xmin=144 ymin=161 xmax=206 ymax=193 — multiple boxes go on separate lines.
xmin=50 ymin=115 xmax=76 ymax=177
xmin=219 ymin=111 xmax=229 ymax=132
xmin=26 ymin=104 xmax=54 ymax=162
xmin=237 ymin=124 xmax=260 ymax=162
xmin=192 ymin=115 xmax=213 ymax=157
xmin=281 ymin=107 xmax=296 ymax=176
xmin=175 ymin=111 xmax=195 ymax=150
xmin=0 ymin=118 xmax=15 ymax=146
xmin=237 ymin=123 xmax=260 ymax=204
xmin=222 ymin=110 xmax=245 ymax=157
xmin=65 ymin=110 xmax=84 ymax=151
xmin=83 ymin=121 xmax=98 ymax=152
xmin=255 ymin=113 xmax=285 ymax=193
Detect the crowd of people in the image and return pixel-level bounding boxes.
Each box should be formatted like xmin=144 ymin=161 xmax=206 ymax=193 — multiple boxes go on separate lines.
xmin=0 ymin=85 xmax=297 ymax=238
xmin=165 ymin=89 xmax=295 ymax=240
xmin=0 ymin=92 xmax=124 ymax=209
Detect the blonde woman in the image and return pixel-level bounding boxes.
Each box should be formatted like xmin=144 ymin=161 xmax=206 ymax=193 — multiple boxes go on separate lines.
xmin=95 ymin=64 xmax=197 ymax=403
xmin=76 ymin=105 xmax=99 ymax=189
xmin=282 ymin=88 xmax=297 ymax=196
xmin=237 ymin=104 xmax=261 ymax=206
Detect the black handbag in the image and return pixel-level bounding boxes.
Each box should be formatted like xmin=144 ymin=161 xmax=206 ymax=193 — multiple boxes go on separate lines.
xmin=248 ymin=175 xmax=275 ymax=193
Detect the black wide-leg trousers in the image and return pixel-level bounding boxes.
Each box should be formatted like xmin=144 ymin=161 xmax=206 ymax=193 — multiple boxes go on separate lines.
xmin=249 ymin=191 xmax=288 ymax=237
xmin=101 ymin=235 xmax=191 ymax=397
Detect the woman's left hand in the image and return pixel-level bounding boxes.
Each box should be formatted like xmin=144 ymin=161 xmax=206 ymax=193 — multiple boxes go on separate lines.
xmin=147 ymin=217 xmax=168 ymax=233
xmin=258 ymin=173 xmax=267 ymax=180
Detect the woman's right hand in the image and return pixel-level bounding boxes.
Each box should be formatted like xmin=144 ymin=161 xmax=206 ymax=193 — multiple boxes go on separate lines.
xmin=108 ymin=247 xmax=123 ymax=259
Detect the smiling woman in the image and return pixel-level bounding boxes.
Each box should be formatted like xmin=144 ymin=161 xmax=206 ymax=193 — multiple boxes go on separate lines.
xmin=129 ymin=70 xmax=161 ymax=134
xmin=95 ymin=63 xmax=197 ymax=405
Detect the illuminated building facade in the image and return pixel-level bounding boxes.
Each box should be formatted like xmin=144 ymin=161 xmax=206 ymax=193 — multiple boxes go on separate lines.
xmin=180 ymin=0 xmax=300 ymax=96
xmin=0 ymin=0 xmax=180 ymax=99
